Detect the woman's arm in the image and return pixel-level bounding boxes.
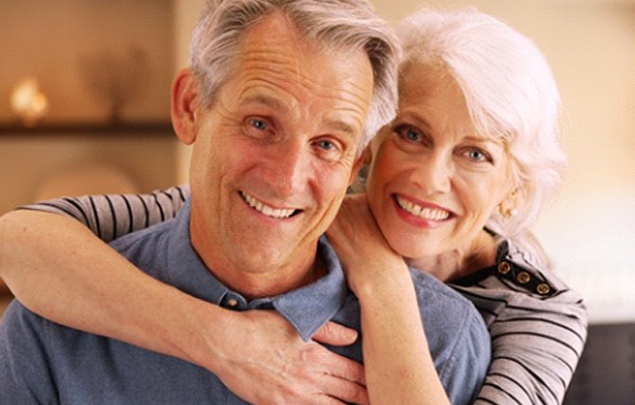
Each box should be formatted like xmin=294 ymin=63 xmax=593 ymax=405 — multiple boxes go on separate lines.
xmin=459 ymin=273 xmax=587 ymax=405
xmin=17 ymin=185 xmax=190 ymax=242
xmin=0 ymin=189 xmax=368 ymax=405
xmin=326 ymin=194 xmax=451 ymax=405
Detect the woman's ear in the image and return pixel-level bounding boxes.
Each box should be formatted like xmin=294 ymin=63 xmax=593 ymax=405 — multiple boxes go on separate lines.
xmin=171 ymin=68 xmax=200 ymax=145
xmin=497 ymin=187 xmax=520 ymax=219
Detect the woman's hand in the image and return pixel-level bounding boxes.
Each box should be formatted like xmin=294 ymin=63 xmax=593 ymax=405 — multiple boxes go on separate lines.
xmin=205 ymin=309 xmax=369 ymax=405
xmin=326 ymin=194 xmax=409 ymax=295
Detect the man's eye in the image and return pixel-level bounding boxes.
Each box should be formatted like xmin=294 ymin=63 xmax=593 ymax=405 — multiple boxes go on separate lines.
xmin=249 ymin=118 xmax=268 ymax=131
xmin=312 ymin=138 xmax=344 ymax=162
xmin=244 ymin=116 xmax=275 ymax=139
xmin=316 ymin=140 xmax=335 ymax=151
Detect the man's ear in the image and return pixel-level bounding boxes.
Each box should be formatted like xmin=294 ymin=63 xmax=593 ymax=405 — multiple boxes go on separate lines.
xmin=362 ymin=146 xmax=372 ymax=166
xmin=348 ymin=147 xmax=371 ymax=186
xmin=171 ymin=68 xmax=200 ymax=145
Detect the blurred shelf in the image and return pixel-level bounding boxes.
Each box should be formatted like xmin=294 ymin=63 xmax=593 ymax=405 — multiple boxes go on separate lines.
xmin=0 ymin=121 xmax=173 ymax=137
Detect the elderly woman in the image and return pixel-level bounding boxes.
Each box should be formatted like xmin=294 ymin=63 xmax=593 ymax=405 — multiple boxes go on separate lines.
xmin=0 ymin=7 xmax=586 ymax=405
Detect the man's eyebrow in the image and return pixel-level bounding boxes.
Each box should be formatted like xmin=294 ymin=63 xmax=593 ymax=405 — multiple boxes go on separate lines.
xmin=240 ymin=94 xmax=289 ymax=113
xmin=327 ymin=119 xmax=358 ymax=137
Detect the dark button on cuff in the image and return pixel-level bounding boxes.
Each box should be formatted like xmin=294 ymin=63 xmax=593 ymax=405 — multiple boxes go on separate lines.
xmin=495 ymin=259 xmax=555 ymax=297
xmin=517 ymin=271 xmax=531 ymax=284
xmin=498 ymin=262 xmax=511 ymax=274
xmin=537 ymin=283 xmax=551 ymax=295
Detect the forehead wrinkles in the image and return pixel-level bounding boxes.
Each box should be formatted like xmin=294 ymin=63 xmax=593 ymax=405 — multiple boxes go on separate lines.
xmin=233 ymin=45 xmax=371 ymax=133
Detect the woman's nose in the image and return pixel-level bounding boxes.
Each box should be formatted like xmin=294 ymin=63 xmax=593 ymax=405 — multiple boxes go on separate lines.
xmin=410 ymin=153 xmax=452 ymax=195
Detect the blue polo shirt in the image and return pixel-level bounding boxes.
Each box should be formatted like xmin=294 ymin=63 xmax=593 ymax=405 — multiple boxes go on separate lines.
xmin=0 ymin=199 xmax=490 ymax=404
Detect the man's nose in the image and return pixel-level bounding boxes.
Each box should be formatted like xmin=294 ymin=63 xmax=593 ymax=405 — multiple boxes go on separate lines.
xmin=264 ymin=142 xmax=309 ymax=197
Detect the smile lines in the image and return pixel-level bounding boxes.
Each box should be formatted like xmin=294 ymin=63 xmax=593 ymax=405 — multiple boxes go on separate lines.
xmin=395 ymin=195 xmax=450 ymax=221
xmin=240 ymin=191 xmax=297 ymax=219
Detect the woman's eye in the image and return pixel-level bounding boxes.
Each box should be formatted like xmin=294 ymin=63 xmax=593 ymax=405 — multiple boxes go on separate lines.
xmin=395 ymin=124 xmax=422 ymax=143
xmin=392 ymin=124 xmax=430 ymax=152
xmin=464 ymin=148 xmax=492 ymax=163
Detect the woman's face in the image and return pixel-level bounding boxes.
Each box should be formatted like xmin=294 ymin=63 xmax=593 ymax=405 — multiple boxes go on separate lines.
xmin=366 ymin=67 xmax=515 ymax=261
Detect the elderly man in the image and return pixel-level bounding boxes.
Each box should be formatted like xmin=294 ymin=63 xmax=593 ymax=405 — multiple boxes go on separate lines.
xmin=0 ymin=0 xmax=489 ymax=404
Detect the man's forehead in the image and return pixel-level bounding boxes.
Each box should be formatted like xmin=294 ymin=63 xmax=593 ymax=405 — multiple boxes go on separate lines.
xmin=224 ymin=11 xmax=373 ymax=140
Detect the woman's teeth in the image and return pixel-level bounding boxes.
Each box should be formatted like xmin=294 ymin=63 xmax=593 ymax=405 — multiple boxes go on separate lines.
xmin=396 ymin=195 xmax=449 ymax=221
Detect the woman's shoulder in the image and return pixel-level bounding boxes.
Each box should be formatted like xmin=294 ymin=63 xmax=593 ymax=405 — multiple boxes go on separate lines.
xmin=451 ymin=239 xmax=587 ymax=327
xmin=454 ymin=238 xmax=581 ymax=301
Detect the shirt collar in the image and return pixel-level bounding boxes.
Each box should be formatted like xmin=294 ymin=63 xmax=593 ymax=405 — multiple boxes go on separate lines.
xmin=165 ymin=199 xmax=350 ymax=342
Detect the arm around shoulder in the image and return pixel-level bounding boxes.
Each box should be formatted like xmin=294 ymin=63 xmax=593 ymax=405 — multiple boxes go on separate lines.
xmin=0 ymin=209 xmax=369 ymax=405
xmin=0 ymin=208 xmax=229 ymax=366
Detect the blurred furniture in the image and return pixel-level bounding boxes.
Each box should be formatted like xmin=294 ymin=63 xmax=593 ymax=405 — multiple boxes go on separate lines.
xmin=563 ymin=322 xmax=635 ymax=404
xmin=34 ymin=162 xmax=138 ymax=200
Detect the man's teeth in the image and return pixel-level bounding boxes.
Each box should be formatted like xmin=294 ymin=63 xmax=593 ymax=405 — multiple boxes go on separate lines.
xmin=241 ymin=192 xmax=295 ymax=219
xmin=396 ymin=196 xmax=449 ymax=221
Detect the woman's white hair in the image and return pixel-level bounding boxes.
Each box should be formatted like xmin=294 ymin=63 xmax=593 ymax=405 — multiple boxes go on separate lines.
xmin=396 ymin=7 xmax=567 ymax=262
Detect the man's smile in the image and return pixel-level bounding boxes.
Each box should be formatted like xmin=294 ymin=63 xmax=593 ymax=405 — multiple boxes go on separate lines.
xmin=240 ymin=191 xmax=299 ymax=219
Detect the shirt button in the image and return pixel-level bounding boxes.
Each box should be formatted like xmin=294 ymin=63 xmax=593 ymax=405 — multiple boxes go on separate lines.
xmin=226 ymin=298 xmax=239 ymax=308
xmin=498 ymin=262 xmax=511 ymax=275
xmin=517 ymin=271 xmax=531 ymax=284
xmin=537 ymin=283 xmax=551 ymax=295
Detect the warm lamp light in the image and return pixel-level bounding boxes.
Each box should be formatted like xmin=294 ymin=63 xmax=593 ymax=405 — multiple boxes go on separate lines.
xmin=10 ymin=78 xmax=49 ymax=127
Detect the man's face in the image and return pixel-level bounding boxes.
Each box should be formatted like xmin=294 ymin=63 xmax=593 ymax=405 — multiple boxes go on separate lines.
xmin=186 ymin=13 xmax=374 ymax=293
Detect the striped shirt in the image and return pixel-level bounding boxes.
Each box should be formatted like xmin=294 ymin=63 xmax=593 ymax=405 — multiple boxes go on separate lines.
xmin=21 ymin=185 xmax=587 ymax=405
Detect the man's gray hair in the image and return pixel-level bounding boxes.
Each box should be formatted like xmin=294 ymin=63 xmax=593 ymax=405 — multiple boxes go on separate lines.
xmin=190 ymin=0 xmax=400 ymax=150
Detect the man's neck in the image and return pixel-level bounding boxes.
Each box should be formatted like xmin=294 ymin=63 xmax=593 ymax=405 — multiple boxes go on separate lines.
xmin=194 ymin=240 xmax=328 ymax=301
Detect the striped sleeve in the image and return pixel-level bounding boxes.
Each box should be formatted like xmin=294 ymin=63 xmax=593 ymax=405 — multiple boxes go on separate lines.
xmin=454 ymin=265 xmax=587 ymax=404
xmin=17 ymin=185 xmax=190 ymax=243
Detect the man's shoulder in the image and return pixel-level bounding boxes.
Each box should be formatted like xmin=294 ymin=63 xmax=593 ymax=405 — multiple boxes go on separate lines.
xmin=409 ymin=268 xmax=474 ymax=308
xmin=106 ymin=219 xmax=177 ymax=282
xmin=409 ymin=267 xmax=490 ymax=351
xmin=109 ymin=218 xmax=174 ymax=254
xmin=409 ymin=268 xmax=490 ymax=404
